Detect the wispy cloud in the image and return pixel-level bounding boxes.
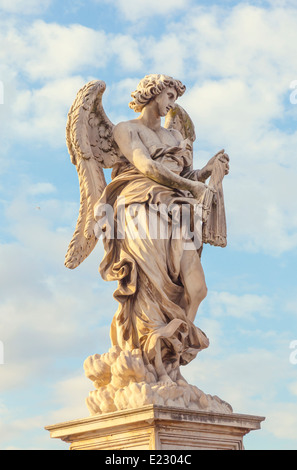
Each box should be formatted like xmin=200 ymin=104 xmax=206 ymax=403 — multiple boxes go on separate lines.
xmin=92 ymin=0 xmax=191 ymax=22
xmin=207 ymin=291 xmax=273 ymax=319
xmin=0 ymin=0 xmax=297 ymax=450
xmin=0 ymin=0 xmax=52 ymax=15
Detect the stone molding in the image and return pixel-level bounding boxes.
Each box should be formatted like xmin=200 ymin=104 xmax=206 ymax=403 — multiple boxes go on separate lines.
xmin=45 ymin=405 xmax=265 ymax=450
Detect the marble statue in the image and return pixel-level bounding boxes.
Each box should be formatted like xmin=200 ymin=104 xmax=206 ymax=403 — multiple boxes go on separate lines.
xmin=65 ymin=74 xmax=231 ymax=414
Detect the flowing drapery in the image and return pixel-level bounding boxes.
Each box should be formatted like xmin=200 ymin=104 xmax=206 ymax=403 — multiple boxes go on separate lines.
xmin=95 ymin=147 xmax=210 ymax=371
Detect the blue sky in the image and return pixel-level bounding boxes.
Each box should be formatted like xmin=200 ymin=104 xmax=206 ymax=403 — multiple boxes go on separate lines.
xmin=0 ymin=0 xmax=297 ymax=450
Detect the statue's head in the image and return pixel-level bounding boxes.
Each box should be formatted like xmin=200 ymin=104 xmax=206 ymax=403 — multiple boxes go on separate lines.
xmin=129 ymin=74 xmax=186 ymax=113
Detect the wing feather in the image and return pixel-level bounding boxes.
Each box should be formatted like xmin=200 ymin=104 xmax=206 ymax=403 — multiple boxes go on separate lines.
xmin=165 ymin=103 xmax=196 ymax=169
xmin=64 ymin=80 xmax=120 ymax=269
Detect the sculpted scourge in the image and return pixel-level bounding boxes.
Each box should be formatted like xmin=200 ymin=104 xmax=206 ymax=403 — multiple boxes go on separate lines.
xmin=65 ymin=74 xmax=232 ymax=414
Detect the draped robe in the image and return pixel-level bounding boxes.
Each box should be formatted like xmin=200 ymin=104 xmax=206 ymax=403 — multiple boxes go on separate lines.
xmin=95 ymin=140 xmax=210 ymax=372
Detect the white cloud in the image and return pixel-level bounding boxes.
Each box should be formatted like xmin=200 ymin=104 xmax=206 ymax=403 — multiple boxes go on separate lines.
xmin=266 ymin=405 xmax=297 ymax=441
xmin=207 ymin=291 xmax=273 ymax=319
xmin=266 ymin=0 xmax=297 ymax=7
xmin=27 ymin=182 xmax=56 ymax=195
xmin=48 ymin=371 xmax=94 ymax=422
xmin=0 ymin=18 xmax=144 ymax=146
xmin=1 ymin=0 xmax=296 ymax=451
xmin=93 ymin=0 xmax=191 ymax=21
xmin=0 ymin=2 xmax=296 ymax=257
xmin=11 ymin=76 xmax=87 ymax=145
xmin=183 ymin=343 xmax=297 ymax=444
xmin=107 ymin=77 xmax=140 ymax=107
xmin=110 ymin=35 xmax=143 ymax=71
xmin=142 ymin=34 xmax=188 ymax=79
xmin=0 ymin=371 xmax=91 ymax=448
xmin=0 ymin=408 xmax=48 ymax=450
xmin=168 ymin=4 xmax=297 ymax=255
xmin=0 ymin=0 xmax=51 ymax=15
xmin=288 ymin=381 xmax=297 ymax=396
xmin=2 ymin=21 xmax=109 ymax=81
xmin=0 ymin=19 xmax=143 ymax=83
xmin=0 ymin=184 xmax=114 ymax=394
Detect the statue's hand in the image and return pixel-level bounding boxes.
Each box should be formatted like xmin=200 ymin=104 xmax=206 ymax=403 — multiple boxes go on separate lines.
xmin=217 ymin=150 xmax=230 ymax=175
xmin=199 ymin=149 xmax=230 ymax=181
xmin=190 ymin=180 xmax=215 ymax=201
xmin=209 ymin=149 xmax=230 ymax=175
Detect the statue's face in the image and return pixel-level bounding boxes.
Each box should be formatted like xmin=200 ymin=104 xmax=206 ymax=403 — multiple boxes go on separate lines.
xmin=154 ymin=86 xmax=178 ymax=117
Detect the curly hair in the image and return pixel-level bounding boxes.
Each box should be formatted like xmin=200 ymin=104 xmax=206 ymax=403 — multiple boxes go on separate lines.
xmin=129 ymin=74 xmax=186 ymax=113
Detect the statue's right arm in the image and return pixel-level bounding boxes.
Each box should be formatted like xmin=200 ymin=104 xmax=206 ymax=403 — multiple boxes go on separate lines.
xmin=113 ymin=122 xmax=207 ymax=200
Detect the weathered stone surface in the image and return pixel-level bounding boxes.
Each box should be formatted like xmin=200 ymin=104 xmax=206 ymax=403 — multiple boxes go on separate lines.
xmin=64 ymin=75 xmax=230 ymax=417
xmin=45 ymin=77 xmax=265 ymax=452
xmin=84 ymin=346 xmax=232 ymax=415
xmin=45 ymin=405 xmax=265 ymax=450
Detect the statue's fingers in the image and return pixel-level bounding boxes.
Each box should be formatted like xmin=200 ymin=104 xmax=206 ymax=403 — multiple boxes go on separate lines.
xmin=215 ymin=149 xmax=225 ymax=157
xmin=219 ymin=154 xmax=229 ymax=164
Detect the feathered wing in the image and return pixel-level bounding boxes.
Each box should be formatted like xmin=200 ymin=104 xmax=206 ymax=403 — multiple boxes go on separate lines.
xmin=164 ymin=103 xmax=196 ymax=168
xmin=65 ymin=80 xmax=121 ymax=269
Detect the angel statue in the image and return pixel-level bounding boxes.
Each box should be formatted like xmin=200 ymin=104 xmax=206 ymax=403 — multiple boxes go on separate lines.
xmin=65 ymin=74 xmax=232 ymax=415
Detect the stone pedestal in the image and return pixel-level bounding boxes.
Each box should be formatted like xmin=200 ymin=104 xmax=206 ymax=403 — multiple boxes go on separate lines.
xmin=45 ymin=405 xmax=265 ymax=450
